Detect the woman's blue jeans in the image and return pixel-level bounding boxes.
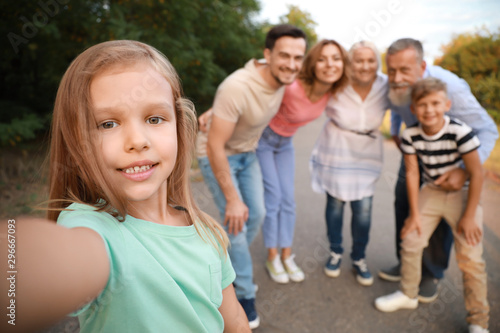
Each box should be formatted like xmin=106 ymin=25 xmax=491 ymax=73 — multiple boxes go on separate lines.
xmin=256 ymin=126 xmax=296 ymax=249
xmin=325 ymin=193 xmax=373 ymax=261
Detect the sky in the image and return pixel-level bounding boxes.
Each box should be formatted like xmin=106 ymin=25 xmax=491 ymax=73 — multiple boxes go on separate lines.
xmin=256 ymin=0 xmax=500 ymax=63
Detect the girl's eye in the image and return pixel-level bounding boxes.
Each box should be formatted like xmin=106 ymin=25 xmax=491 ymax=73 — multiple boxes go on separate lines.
xmin=99 ymin=121 xmax=117 ymax=129
xmin=147 ymin=117 xmax=163 ymax=125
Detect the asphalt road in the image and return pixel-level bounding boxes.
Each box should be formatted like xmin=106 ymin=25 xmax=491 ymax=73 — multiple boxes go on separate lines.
xmin=41 ymin=113 xmax=500 ymax=333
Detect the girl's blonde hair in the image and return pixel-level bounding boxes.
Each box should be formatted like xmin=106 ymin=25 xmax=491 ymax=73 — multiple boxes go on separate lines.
xmin=48 ymin=40 xmax=228 ymax=251
xmin=297 ymin=39 xmax=349 ymax=96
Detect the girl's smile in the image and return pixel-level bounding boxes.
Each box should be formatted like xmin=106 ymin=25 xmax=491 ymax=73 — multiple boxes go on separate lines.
xmin=119 ymin=160 xmax=159 ymax=181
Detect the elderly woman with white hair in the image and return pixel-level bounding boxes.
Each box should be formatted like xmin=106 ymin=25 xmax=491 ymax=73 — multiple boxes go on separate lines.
xmin=310 ymin=41 xmax=389 ymax=286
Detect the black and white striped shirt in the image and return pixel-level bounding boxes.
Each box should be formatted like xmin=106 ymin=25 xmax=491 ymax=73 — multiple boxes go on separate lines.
xmin=401 ymin=116 xmax=480 ymax=184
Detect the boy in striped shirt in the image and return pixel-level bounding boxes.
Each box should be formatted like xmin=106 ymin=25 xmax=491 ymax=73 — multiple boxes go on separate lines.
xmin=375 ymin=77 xmax=489 ymax=333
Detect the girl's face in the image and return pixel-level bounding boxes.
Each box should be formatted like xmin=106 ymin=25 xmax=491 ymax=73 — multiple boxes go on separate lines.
xmin=314 ymin=44 xmax=344 ymax=85
xmin=350 ymin=47 xmax=378 ymax=85
xmin=90 ymin=62 xmax=178 ymax=207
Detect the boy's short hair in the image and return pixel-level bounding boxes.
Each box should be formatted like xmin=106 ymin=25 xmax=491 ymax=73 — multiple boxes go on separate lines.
xmin=265 ymin=24 xmax=307 ymax=50
xmin=411 ymin=77 xmax=448 ymax=103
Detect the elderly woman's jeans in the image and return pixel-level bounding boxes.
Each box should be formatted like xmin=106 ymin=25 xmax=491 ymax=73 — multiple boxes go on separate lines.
xmin=325 ymin=193 xmax=372 ymax=261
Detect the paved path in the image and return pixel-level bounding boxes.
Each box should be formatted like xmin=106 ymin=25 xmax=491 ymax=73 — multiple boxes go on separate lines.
xmin=42 ymin=114 xmax=500 ymax=333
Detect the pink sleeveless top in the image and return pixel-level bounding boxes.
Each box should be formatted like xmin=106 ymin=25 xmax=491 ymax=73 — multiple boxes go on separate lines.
xmin=269 ymin=80 xmax=329 ymax=137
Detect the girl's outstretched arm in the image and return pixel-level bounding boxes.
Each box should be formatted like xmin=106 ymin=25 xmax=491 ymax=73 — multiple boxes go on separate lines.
xmin=219 ymin=284 xmax=251 ymax=333
xmin=1 ymin=217 xmax=109 ymax=332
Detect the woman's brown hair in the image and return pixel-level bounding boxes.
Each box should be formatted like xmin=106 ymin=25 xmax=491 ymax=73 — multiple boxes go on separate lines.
xmin=297 ymin=39 xmax=349 ymax=96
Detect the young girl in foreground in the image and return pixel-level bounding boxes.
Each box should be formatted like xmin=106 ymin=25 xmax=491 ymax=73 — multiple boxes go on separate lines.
xmin=2 ymin=40 xmax=249 ymax=333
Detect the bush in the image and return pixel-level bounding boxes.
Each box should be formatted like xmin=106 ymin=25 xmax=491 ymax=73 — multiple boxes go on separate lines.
xmin=0 ymin=112 xmax=46 ymax=147
xmin=487 ymin=109 xmax=500 ymax=124
xmin=435 ymin=29 xmax=500 ymax=123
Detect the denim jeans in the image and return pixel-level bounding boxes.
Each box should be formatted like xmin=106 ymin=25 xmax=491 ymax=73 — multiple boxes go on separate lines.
xmin=395 ymin=156 xmax=454 ymax=279
xmin=325 ymin=193 xmax=372 ymax=261
xmin=198 ymin=153 xmax=265 ymax=300
xmin=256 ymin=127 xmax=296 ymax=249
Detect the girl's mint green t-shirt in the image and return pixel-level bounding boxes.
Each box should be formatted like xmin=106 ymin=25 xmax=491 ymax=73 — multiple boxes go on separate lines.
xmin=57 ymin=203 xmax=235 ymax=333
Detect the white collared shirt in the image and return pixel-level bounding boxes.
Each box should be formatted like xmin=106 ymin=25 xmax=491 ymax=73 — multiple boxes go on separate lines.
xmin=310 ymin=72 xmax=389 ymax=201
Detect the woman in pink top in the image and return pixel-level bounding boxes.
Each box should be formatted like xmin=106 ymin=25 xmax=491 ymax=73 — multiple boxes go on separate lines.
xmin=257 ymin=39 xmax=349 ymax=284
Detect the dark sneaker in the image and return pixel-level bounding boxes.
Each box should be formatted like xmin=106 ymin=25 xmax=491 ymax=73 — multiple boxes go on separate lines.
xmin=418 ymin=277 xmax=439 ymax=303
xmin=352 ymin=259 xmax=374 ymax=286
xmin=378 ymin=263 xmax=401 ymax=282
xmin=324 ymin=252 xmax=342 ymax=278
xmin=238 ymin=298 xmax=260 ymax=329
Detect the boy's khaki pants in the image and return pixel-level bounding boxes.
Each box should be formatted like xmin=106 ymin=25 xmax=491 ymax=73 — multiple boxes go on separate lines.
xmin=400 ymin=185 xmax=489 ymax=328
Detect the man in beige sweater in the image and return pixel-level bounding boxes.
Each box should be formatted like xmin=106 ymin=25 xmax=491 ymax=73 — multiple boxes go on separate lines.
xmin=196 ymin=24 xmax=307 ymax=329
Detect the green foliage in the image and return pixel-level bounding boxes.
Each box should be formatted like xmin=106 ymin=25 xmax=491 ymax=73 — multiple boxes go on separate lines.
xmin=96 ymin=0 xmax=264 ymax=110
xmin=435 ymin=28 xmax=500 ymax=123
xmin=279 ymin=5 xmax=318 ymax=47
xmin=0 ymin=112 xmax=45 ymax=147
xmin=1 ymin=0 xmax=320 ymax=145
xmin=487 ymin=109 xmax=500 ymax=124
xmin=1 ymin=0 xmax=264 ymax=142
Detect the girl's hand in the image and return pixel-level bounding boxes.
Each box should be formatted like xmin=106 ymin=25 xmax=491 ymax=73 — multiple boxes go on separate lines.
xmin=401 ymin=215 xmax=421 ymax=239
xmin=457 ymin=217 xmax=482 ymax=246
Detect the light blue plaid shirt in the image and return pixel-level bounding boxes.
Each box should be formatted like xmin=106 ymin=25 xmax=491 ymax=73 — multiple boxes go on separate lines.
xmin=390 ymin=65 xmax=498 ymax=164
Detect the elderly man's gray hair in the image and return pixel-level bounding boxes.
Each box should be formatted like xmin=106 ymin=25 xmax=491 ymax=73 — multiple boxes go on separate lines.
xmin=387 ymin=38 xmax=424 ymax=63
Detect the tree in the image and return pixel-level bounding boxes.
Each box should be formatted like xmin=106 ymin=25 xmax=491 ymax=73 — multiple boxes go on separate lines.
xmin=279 ymin=5 xmax=318 ymax=47
xmin=0 ymin=0 xmax=264 ymax=146
xmin=0 ymin=0 xmax=99 ymax=146
xmin=97 ymin=0 xmax=264 ymax=109
xmin=434 ymin=28 xmax=500 ymax=123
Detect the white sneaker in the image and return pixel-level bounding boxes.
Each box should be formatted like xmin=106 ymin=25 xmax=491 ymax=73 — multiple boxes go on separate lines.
xmin=249 ymin=315 xmax=260 ymax=330
xmin=265 ymin=256 xmax=289 ymax=284
xmin=469 ymin=324 xmax=489 ymax=333
xmin=283 ymin=254 xmax=305 ymax=282
xmin=375 ymin=290 xmax=418 ymax=312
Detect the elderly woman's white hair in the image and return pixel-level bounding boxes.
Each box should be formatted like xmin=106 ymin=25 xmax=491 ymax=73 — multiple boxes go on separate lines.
xmin=348 ymin=40 xmax=382 ymax=70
